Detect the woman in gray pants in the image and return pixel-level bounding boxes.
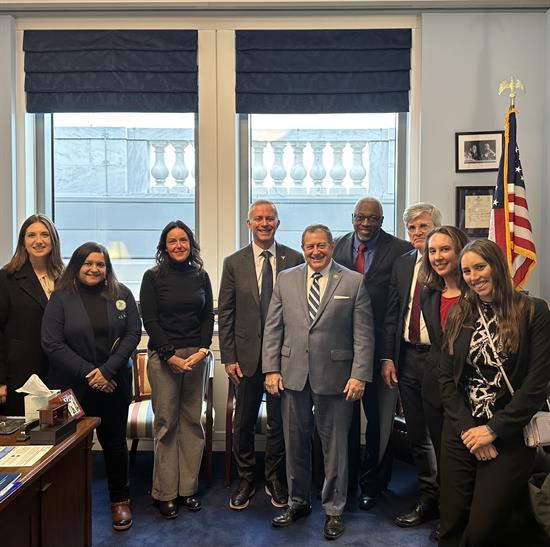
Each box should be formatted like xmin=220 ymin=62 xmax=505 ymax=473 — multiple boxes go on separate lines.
xmin=140 ymin=220 xmax=214 ymax=519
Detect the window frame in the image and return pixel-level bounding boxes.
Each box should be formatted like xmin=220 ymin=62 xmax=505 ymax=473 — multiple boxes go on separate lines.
xmin=14 ymin=14 xmax=420 ymax=294
xmin=238 ymin=111 xmax=409 ymax=247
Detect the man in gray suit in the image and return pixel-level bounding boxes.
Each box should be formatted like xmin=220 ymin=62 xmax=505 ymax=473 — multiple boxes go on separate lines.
xmin=218 ymin=200 xmax=303 ymax=510
xmin=263 ymin=224 xmax=374 ymax=540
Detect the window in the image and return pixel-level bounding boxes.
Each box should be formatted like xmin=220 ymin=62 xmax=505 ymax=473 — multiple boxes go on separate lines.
xmin=51 ymin=112 xmax=196 ymax=295
xmin=242 ymin=112 xmax=405 ymax=249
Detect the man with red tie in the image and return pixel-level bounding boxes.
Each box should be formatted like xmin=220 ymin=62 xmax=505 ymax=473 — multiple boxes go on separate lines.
xmin=380 ymin=203 xmax=442 ymax=529
xmin=333 ymin=197 xmax=411 ymax=509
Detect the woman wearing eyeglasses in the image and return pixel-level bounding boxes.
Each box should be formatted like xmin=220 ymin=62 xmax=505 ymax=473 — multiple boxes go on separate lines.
xmin=439 ymin=239 xmax=550 ymax=546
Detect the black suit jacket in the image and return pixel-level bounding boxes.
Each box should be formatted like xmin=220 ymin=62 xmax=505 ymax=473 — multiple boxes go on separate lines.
xmin=440 ymin=296 xmax=550 ymax=440
xmin=42 ymin=285 xmax=142 ymax=403
xmin=0 ymin=261 xmax=50 ymax=415
xmin=218 ymin=242 xmax=304 ymax=377
xmin=421 ymin=287 xmax=444 ymax=408
xmin=380 ymin=249 xmax=418 ymax=366
xmin=333 ymin=229 xmax=411 ymax=358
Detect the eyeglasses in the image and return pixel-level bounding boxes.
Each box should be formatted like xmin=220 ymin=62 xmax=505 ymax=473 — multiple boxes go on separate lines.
xmin=353 ymin=214 xmax=382 ymax=224
xmin=303 ymin=243 xmax=330 ymax=251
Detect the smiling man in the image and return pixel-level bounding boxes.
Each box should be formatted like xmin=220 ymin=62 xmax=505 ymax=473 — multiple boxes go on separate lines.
xmin=333 ymin=197 xmax=411 ymax=510
xmin=380 ymin=202 xmax=442 ymax=531
xmin=218 ymin=200 xmax=303 ymax=511
xmin=262 ymin=224 xmax=374 ymax=540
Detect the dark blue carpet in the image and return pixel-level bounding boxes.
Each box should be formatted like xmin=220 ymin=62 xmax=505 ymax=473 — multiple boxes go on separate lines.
xmin=91 ymin=451 xmax=548 ymax=546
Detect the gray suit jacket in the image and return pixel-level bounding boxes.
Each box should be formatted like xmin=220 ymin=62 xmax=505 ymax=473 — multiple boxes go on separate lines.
xmin=262 ymin=261 xmax=374 ymax=395
xmin=218 ymin=242 xmax=303 ymax=377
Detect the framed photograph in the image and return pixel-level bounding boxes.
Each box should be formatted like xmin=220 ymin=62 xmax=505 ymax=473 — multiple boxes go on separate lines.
xmin=48 ymin=389 xmax=85 ymax=420
xmin=455 ymin=131 xmax=504 ymax=172
xmin=456 ymin=186 xmax=494 ymax=238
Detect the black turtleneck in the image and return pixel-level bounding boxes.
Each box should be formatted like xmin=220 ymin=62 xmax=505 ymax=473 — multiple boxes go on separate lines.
xmin=139 ymin=260 xmax=214 ymax=355
xmin=77 ymin=281 xmax=110 ymax=366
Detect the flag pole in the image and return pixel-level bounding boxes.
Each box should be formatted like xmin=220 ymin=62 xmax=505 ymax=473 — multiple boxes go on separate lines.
xmin=491 ymin=75 xmax=537 ymax=289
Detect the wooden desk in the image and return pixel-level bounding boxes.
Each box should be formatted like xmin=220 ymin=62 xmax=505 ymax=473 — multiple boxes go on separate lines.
xmin=0 ymin=417 xmax=100 ymax=547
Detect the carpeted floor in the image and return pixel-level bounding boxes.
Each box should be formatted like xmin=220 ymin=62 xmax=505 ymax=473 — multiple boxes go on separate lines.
xmin=91 ymin=451 xmax=548 ymax=546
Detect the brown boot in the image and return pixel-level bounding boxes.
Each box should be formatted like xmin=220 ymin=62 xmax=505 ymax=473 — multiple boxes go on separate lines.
xmin=111 ymin=500 xmax=133 ymax=531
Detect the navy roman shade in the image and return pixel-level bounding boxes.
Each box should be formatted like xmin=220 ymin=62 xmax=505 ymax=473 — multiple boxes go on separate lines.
xmin=23 ymin=30 xmax=198 ymax=113
xmin=236 ymin=29 xmax=411 ymax=114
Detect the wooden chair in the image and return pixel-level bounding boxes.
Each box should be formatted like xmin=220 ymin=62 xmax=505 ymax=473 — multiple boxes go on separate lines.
xmin=224 ymin=378 xmax=267 ymax=487
xmin=127 ymin=348 xmax=215 ymax=482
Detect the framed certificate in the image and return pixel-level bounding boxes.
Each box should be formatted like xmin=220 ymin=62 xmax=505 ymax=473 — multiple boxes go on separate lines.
xmin=455 ymin=186 xmax=494 ymax=238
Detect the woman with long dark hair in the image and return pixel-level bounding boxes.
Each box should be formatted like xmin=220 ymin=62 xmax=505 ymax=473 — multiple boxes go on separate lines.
xmin=42 ymin=242 xmax=141 ymax=531
xmin=418 ymin=226 xmax=469 ymax=468
xmin=439 ymin=239 xmax=550 ymax=546
xmin=140 ymin=220 xmax=214 ymax=519
xmin=0 ymin=214 xmax=63 ymax=415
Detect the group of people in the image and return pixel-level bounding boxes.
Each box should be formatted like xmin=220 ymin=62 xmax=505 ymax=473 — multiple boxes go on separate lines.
xmin=0 ymin=215 xmax=213 ymax=532
xmin=0 ymin=197 xmax=548 ymax=545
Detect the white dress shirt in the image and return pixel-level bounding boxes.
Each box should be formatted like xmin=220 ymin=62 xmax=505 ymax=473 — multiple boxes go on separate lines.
xmin=252 ymin=241 xmax=277 ymax=294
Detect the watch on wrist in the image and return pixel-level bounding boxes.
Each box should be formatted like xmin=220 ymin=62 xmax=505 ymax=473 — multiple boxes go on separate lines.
xmin=198 ymin=347 xmax=209 ymax=356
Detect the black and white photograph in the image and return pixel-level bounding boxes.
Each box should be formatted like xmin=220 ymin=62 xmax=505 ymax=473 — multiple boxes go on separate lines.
xmin=455 ymin=131 xmax=504 ymax=172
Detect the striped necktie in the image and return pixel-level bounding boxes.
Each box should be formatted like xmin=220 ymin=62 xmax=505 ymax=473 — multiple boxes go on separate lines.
xmin=308 ymin=272 xmax=322 ymax=322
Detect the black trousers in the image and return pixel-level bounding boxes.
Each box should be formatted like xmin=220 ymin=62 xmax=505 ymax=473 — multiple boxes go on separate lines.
xmin=357 ymin=372 xmax=393 ymax=497
xmin=233 ymin=364 xmax=285 ymax=485
xmin=81 ymin=382 xmax=130 ymax=503
xmin=398 ymin=343 xmax=438 ymax=506
xmin=439 ymin=417 xmax=536 ymax=547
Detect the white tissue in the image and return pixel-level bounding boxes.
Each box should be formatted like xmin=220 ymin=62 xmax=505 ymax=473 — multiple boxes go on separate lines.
xmin=15 ymin=374 xmax=52 ymax=396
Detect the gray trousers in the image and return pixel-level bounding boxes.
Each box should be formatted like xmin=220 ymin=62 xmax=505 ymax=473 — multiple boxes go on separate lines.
xmin=282 ymin=382 xmax=354 ymax=516
xmin=147 ymin=348 xmax=206 ymax=501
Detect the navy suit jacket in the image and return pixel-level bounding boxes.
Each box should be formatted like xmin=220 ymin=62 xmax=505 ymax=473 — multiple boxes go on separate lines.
xmin=380 ymin=249 xmax=418 ymax=366
xmin=42 ymin=284 xmax=141 ymax=402
xmin=333 ymin=229 xmax=411 ymax=357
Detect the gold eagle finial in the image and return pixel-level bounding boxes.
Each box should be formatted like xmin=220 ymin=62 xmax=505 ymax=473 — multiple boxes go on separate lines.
xmin=498 ymin=77 xmax=525 ymax=107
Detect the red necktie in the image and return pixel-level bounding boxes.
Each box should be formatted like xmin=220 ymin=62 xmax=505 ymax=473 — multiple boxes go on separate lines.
xmin=354 ymin=243 xmax=366 ymax=273
xmin=408 ymin=281 xmax=422 ymax=344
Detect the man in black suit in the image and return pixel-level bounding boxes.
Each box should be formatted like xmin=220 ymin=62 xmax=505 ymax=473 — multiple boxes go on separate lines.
xmin=333 ymin=196 xmax=411 ymax=510
xmin=380 ymin=202 xmax=442 ymax=528
xmin=218 ymin=200 xmax=303 ymax=511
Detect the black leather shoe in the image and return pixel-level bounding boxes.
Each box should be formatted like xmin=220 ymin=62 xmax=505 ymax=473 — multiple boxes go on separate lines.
xmin=181 ymin=495 xmax=202 ymax=511
xmin=158 ymin=499 xmax=178 ymax=519
xmin=229 ymin=480 xmax=255 ymax=510
xmin=265 ymin=480 xmax=288 ymax=508
xmin=394 ymin=502 xmax=439 ymax=528
xmin=358 ymin=493 xmax=379 ymax=511
xmin=271 ymin=505 xmax=312 ymax=527
xmin=324 ymin=515 xmax=344 ymax=540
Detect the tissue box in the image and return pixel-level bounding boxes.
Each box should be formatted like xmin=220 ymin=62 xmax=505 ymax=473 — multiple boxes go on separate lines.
xmin=24 ymin=391 xmax=60 ymax=421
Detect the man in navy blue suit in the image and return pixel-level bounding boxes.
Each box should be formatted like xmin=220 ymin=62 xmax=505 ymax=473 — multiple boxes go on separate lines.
xmin=333 ymin=197 xmax=411 ymax=510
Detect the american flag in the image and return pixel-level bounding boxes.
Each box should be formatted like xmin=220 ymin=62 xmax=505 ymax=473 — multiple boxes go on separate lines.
xmin=489 ymin=107 xmax=537 ymax=289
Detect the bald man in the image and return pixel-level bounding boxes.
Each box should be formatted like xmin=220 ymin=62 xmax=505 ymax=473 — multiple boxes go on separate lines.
xmin=333 ymin=197 xmax=411 ymax=510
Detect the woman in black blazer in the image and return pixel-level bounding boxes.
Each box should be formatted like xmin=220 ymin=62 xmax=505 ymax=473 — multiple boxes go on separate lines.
xmin=42 ymin=242 xmax=141 ymax=532
xmin=439 ymin=239 xmax=550 ymax=546
xmin=0 ymin=214 xmax=63 ymax=415
xmin=418 ymin=226 xmax=469 ymax=470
